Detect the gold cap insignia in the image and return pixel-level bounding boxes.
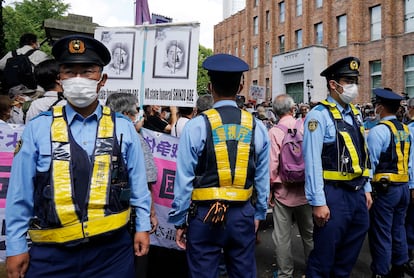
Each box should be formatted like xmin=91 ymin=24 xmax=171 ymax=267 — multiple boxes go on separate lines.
xmin=68 ymin=39 xmax=85 ymax=54
xmin=350 ymin=60 xmax=359 ymax=71
xmin=308 ymin=119 xmax=318 ymax=132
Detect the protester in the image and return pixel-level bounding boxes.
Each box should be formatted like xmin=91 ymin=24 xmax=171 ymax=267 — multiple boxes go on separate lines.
xmin=0 ymin=95 xmax=12 ymax=122
xmin=196 ymin=94 xmax=214 ymax=114
xmin=5 ymin=34 xmax=151 ymax=277
xmin=171 ymin=106 xmax=194 ymax=137
xmin=168 ymin=53 xmax=270 ymax=278
xmin=367 ymin=88 xmax=414 ymax=278
xmin=144 ymin=105 xmax=177 ymax=133
xmin=25 ymin=59 xmax=65 ymax=123
xmin=268 ymin=94 xmax=313 ymax=278
xmin=303 ymin=57 xmax=372 ymax=277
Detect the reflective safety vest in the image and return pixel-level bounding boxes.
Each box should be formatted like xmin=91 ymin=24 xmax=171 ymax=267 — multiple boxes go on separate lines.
xmin=28 ymin=106 xmax=130 ymax=244
xmin=372 ymin=119 xmax=410 ymax=183
xmin=192 ymin=107 xmax=255 ymax=202
xmin=320 ymin=100 xmax=370 ymax=181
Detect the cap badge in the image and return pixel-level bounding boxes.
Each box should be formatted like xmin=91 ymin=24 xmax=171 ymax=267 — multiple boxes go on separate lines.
xmin=349 ymin=60 xmax=359 ymax=71
xmin=69 ymin=39 xmax=85 ymax=54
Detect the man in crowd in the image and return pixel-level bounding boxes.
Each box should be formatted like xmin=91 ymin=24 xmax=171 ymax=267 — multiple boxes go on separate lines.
xmin=169 ymin=53 xmax=270 ymax=278
xmin=303 ymin=57 xmax=372 ymax=277
xmin=5 ymin=34 xmax=151 ymax=277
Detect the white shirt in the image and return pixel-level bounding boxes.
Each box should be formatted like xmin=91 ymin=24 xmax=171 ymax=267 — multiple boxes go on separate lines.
xmin=171 ymin=116 xmax=190 ymax=137
xmin=0 ymin=45 xmax=49 ymax=70
xmin=25 ymin=91 xmax=66 ymax=123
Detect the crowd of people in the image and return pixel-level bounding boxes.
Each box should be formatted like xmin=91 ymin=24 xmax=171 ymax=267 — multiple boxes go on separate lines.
xmin=2 ymin=32 xmax=414 ymax=278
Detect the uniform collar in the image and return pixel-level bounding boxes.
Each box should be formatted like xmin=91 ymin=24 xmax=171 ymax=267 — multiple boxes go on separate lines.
xmin=213 ymin=100 xmax=238 ymax=109
xmin=64 ymin=103 xmax=101 ymax=125
xmin=326 ymin=95 xmax=351 ymax=114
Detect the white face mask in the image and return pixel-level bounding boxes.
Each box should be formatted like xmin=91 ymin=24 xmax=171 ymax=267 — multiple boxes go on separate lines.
xmin=335 ymin=82 xmax=359 ymax=104
xmin=62 ymin=77 xmax=100 ymax=108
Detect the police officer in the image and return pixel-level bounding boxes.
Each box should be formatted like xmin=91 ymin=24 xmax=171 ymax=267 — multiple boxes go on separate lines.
xmin=5 ymin=34 xmax=151 ymax=277
xmin=303 ymin=56 xmax=373 ymax=277
xmin=168 ymin=53 xmax=270 ymax=278
xmin=367 ymin=88 xmax=414 ymax=278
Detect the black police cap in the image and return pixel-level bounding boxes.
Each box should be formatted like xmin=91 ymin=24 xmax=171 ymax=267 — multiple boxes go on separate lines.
xmin=373 ymin=88 xmax=404 ymax=104
xmin=320 ymin=56 xmax=360 ymax=79
xmin=202 ymin=54 xmax=249 ymax=73
xmin=52 ymin=34 xmax=111 ymax=66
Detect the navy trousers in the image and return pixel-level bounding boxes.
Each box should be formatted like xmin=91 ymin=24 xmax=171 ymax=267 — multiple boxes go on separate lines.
xmin=306 ymin=185 xmax=369 ymax=278
xmin=369 ymin=184 xmax=409 ymax=275
xmin=186 ymin=201 xmax=256 ymax=278
xmin=26 ymin=228 xmax=135 ymax=278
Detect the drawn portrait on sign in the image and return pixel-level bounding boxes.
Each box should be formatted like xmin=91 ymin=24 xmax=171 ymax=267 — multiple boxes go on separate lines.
xmin=153 ymin=29 xmax=191 ymax=79
xmin=100 ymin=31 xmax=135 ymax=79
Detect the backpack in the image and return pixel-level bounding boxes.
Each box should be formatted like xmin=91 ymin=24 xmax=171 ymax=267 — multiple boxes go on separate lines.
xmin=2 ymin=49 xmax=37 ymax=91
xmin=276 ymin=120 xmax=305 ymax=184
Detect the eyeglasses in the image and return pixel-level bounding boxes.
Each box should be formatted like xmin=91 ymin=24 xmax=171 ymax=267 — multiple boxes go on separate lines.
xmin=60 ymin=69 xmax=101 ymax=78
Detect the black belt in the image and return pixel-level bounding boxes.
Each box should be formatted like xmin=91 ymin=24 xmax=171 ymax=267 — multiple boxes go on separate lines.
xmin=330 ymin=182 xmax=364 ymax=191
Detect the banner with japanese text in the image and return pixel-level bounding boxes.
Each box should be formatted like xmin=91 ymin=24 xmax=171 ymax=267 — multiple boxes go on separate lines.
xmin=140 ymin=128 xmax=180 ymax=250
xmin=95 ymin=22 xmax=200 ymax=107
xmin=0 ymin=123 xmax=25 ymax=261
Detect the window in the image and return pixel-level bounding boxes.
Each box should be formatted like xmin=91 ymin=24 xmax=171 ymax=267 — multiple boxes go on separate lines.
xmin=254 ymin=0 xmax=259 ymax=7
xmin=253 ymin=16 xmax=259 ymax=35
xmin=316 ymin=0 xmax=323 ymax=8
xmin=242 ymin=40 xmax=246 ymax=56
xmin=296 ymin=29 xmax=303 ymax=48
xmin=279 ymin=35 xmax=285 ymax=53
xmin=338 ymin=15 xmax=347 ymax=47
xmin=370 ymin=60 xmax=382 ymax=94
xmin=228 ymin=45 xmax=231 ymax=55
xmin=266 ymin=10 xmax=270 ymax=30
xmin=405 ymin=0 xmax=414 ymax=33
xmin=235 ymin=42 xmax=238 ymax=56
xmin=253 ymin=46 xmax=259 ymax=68
xmin=279 ymin=1 xmax=285 ymax=23
xmin=296 ymin=0 xmax=302 ymax=16
xmin=405 ymin=55 xmax=414 ymax=98
xmin=370 ymin=5 xmax=381 ymax=41
xmin=266 ymin=78 xmax=270 ymax=100
xmin=265 ymin=41 xmax=270 ymax=64
xmin=315 ymin=22 xmax=323 ymax=45
xmin=253 ymin=80 xmax=258 ymax=85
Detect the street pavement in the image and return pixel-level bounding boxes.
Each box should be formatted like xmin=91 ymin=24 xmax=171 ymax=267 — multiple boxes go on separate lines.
xmin=254 ymin=213 xmax=410 ymax=278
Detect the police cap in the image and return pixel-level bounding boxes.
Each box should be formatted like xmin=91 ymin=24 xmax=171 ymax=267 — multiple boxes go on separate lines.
xmin=202 ymin=54 xmax=249 ymax=73
xmin=52 ymin=34 xmax=111 ymax=66
xmin=320 ymin=56 xmax=360 ymax=79
xmin=373 ymin=88 xmax=404 ymax=104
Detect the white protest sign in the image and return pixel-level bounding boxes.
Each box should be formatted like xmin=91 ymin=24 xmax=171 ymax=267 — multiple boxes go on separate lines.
xmin=249 ymin=85 xmax=266 ymax=100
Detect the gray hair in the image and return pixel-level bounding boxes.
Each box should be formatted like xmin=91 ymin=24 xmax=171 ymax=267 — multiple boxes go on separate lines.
xmin=272 ymin=94 xmax=295 ymax=117
xmin=105 ymin=93 xmax=137 ymax=114
xmin=196 ymin=94 xmax=214 ymax=114
xmin=408 ymin=98 xmax=414 ymax=108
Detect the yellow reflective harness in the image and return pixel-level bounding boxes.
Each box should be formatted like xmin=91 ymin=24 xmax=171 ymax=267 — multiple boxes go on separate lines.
xmin=29 ymin=106 xmax=130 ymax=244
xmin=191 ymin=109 xmax=253 ymax=202
xmin=320 ymin=100 xmax=370 ymax=180
xmin=372 ymin=120 xmax=410 ymax=183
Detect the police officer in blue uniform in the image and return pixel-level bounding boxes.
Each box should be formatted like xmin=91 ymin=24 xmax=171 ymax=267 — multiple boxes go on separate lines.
xmin=367 ymin=88 xmax=414 ymax=278
xmin=303 ymin=56 xmax=373 ymax=277
xmin=5 ymin=35 xmax=152 ymax=277
xmin=168 ymin=53 xmax=270 ymax=278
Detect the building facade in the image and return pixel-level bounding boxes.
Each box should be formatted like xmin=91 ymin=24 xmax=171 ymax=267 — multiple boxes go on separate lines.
xmin=214 ymin=0 xmax=414 ymax=105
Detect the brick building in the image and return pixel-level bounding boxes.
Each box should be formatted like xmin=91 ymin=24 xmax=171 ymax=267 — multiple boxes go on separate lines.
xmin=214 ymin=0 xmax=414 ymax=105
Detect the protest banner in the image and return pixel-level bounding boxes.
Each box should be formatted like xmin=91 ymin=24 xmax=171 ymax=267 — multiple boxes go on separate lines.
xmin=140 ymin=128 xmax=180 ymax=250
xmin=95 ymin=22 xmax=200 ymax=108
xmin=0 ymin=123 xmax=25 ymax=261
xmin=249 ymin=84 xmax=266 ymax=100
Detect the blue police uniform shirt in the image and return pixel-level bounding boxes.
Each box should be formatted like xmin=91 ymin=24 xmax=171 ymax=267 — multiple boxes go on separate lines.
xmin=5 ymin=103 xmax=151 ymax=257
xmin=303 ymin=95 xmax=372 ymax=207
xmin=367 ymin=115 xmax=414 ymax=189
xmin=168 ymin=100 xmax=270 ymax=226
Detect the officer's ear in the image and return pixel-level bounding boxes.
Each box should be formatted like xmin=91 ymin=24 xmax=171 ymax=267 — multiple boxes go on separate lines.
xmin=207 ymin=82 xmax=213 ymax=93
xmin=237 ymin=83 xmax=244 ymax=95
xmin=328 ymin=79 xmax=339 ymax=91
xmin=98 ymin=73 xmax=108 ymax=88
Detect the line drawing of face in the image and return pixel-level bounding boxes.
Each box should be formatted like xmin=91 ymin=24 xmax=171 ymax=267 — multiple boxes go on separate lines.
xmin=165 ymin=42 xmax=184 ymax=71
xmin=112 ymin=46 xmax=128 ymax=72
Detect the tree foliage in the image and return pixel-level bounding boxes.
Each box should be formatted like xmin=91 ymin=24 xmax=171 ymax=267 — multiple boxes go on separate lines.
xmin=3 ymin=0 xmax=69 ymax=52
xmin=197 ymin=44 xmax=213 ymax=95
